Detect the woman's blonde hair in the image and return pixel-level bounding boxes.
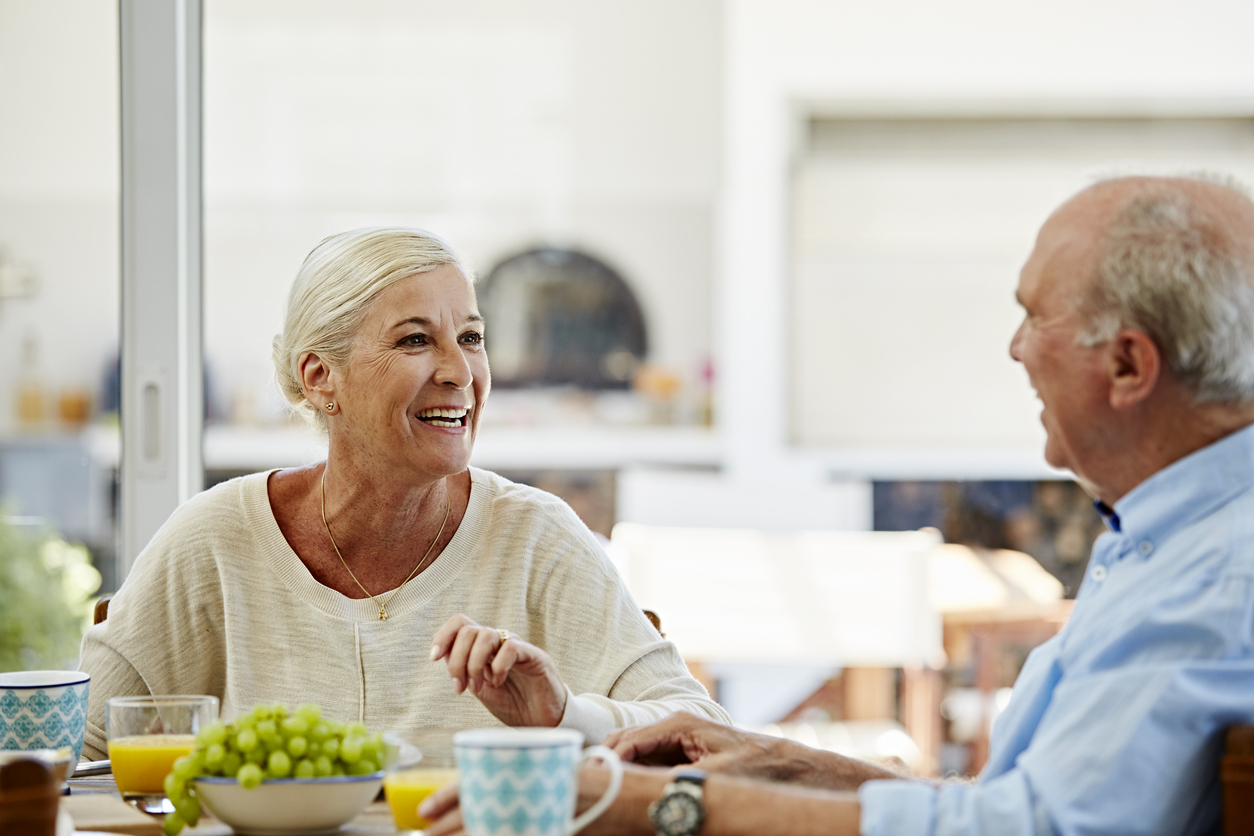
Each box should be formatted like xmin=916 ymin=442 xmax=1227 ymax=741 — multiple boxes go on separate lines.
xmin=272 ymin=226 xmax=466 ymax=430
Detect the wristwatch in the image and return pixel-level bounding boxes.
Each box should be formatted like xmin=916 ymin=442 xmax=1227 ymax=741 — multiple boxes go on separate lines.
xmin=648 ymin=768 xmax=707 ymax=836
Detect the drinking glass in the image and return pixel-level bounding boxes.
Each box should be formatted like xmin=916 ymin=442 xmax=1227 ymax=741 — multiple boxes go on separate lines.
xmin=384 ymin=729 xmax=461 ymax=832
xmin=106 ymin=695 xmax=219 ymax=813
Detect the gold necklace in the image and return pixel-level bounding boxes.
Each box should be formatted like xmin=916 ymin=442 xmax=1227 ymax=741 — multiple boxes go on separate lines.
xmin=320 ymin=470 xmax=451 ymax=621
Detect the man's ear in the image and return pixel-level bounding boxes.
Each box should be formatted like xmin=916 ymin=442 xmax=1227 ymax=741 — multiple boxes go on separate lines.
xmin=299 ymin=351 xmax=336 ymax=407
xmin=1108 ymin=329 xmax=1162 ymax=410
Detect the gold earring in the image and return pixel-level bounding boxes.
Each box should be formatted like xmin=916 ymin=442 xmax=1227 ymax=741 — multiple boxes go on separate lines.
xmin=325 ymin=402 xmax=335 ymax=412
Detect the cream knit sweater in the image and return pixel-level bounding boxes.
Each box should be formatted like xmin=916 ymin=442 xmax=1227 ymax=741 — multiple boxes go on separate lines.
xmin=80 ymin=467 xmax=727 ymax=760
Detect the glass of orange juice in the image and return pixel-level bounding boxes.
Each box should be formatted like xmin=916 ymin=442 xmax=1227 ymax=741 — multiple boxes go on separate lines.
xmin=384 ymin=729 xmax=460 ymax=832
xmin=106 ymin=695 xmax=219 ymax=813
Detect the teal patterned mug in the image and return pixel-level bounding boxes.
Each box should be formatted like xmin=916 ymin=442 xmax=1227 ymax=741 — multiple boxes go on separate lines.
xmin=454 ymin=728 xmax=622 ymax=836
xmin=0 ymin=670 xmax=90 ymax=775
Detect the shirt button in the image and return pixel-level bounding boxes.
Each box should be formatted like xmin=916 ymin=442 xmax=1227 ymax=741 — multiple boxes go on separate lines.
xmin=1091 ymin=565 xmax=1108 ymax=582
xmin=1139 ymin=541 xmax=1153 ymax=555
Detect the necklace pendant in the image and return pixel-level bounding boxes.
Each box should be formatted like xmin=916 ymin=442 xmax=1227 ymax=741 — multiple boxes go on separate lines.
xmin=379 ymin=608 xmax=389 ymax=621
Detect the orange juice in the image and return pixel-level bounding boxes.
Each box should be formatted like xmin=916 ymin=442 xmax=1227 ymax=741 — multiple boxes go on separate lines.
xmin=109 ymin=734 xmax=195 ymax=794
xmin=384 ymin=767 xmax=460 ymax=830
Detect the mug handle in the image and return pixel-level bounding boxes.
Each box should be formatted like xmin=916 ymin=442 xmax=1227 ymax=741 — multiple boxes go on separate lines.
xmin=568 ymin=744 xmax=623 ymax=836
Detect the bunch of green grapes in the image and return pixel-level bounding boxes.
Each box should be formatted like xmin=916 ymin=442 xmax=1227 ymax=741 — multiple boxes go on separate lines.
xmin=161 ymin=702 xmax=392 ymax=836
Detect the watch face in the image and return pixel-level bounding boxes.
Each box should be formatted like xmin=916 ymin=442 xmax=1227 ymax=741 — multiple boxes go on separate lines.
xmin=655 ymin=793 xmax=703 ymax=836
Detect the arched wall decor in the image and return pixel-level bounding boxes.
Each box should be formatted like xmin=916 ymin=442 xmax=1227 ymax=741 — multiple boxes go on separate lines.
xmin=478 ymin=248 xmax=648 ymax=390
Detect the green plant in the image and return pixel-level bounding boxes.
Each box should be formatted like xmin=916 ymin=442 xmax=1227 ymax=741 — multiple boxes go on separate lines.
xmin=0 ymin=515 xmax=102 ymax=671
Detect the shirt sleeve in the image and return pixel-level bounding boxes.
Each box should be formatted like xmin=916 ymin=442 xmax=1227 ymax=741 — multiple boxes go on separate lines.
xmin=859 ymin=771 xmax=1055 ymax=836
xmin=860 ymin=656 xmax=1254 ymax=836
xmin=559 ymin=679 xmax=732 ymax=743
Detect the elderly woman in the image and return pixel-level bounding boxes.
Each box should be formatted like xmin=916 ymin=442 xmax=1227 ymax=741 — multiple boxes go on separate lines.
xmin=78 ymin=227 xmax=727 ymax=760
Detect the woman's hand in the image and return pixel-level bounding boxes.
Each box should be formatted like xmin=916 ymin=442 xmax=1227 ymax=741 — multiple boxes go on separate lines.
xmin=419 ymin=782 xmax=463 ymax=836
xmin=430 ymin=614 xmax=568 ymax=727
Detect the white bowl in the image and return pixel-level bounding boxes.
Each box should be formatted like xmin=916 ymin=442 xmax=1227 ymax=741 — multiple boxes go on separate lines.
xmin=192 ymin=773 xmax=384 ymax=835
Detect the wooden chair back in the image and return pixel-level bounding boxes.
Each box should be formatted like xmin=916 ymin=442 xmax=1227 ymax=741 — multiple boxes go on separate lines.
xmin=1224 ymin=725 xmax=1254 ymax=835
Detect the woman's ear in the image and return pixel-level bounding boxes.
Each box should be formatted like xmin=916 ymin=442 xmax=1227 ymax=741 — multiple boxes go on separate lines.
xmin=1107 ymin=328 xmax=1162 ymax=410
xmin=299 ymin=351 xmax=336 ymax=408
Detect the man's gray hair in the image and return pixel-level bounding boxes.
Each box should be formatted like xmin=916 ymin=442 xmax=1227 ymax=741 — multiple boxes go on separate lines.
xmin=1076 ymin=179 xmax=1254 ymax=404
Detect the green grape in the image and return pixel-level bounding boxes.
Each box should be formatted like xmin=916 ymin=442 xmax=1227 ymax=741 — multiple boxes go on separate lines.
xmin=294 ymin=758 xmax=316 ymax=779
xmin=164 ymin=772 xmax=185 ymax=800
xmin=287 ymin=735 xmax=308 ymax=758
xmin=314 ymin=755 xmax=333 ymax=777
xmin=267 ymin=750 xmax=292 ymax=778
xmin=321 ymin=737 xmax=340 ymax=759
xmin=296 ymin=703 xmax=321 ymax=724
xmin=340 ymin=737 xmax=362 ymax=764
xmin=237 ymin=762 xmax=264 ymax=789
xmin=246 ymin=746 xmax=267 ymax=765
xmin=173 ymin=793 xmax=201 ymax=825
xmin=309 ymin=722 xmax=332 ymax=742
xmin=236 ymin=727 xmax=259 ymax=752
xmin=195 ymin=721 xmax=227 ymax=747
xmin=281 ymin=716 xmax=309 ymax=737
xmin=346 ymin=721 xmax=368 ymax=738
xmin=349 ymin=758 xmax=378 ymax=776
xmin=203 ymin=742 xmax=226 ymax=769
xmin=162 ymin=811 xmax=186 ymax=836
xmin=256 ymin=719 xmax=278 ymax=742
xmin=331 ymin=763 xmax=346 ymax=777
xmin=172 ymin=756 xmax=199 ymax=781
xmin=221 ymin=750 xmax=243 ymax=777
xmin=253 ymin=705 xmax=274 ymax=721
xmin=306 ymin=741 xmax=321 ymax=758
xmin=271 ymin=703 xmax=289 ymax=721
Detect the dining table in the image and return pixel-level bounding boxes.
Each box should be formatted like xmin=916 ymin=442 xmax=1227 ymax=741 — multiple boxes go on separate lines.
xmin=64 ymin=772 xmax=402 ymax=835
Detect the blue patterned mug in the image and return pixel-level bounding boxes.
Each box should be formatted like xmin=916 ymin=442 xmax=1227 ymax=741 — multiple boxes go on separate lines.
xmin=454 ymin=728 xmax=623 ymax=836
xmin=0 ymin=670 xmax=90 ymax=776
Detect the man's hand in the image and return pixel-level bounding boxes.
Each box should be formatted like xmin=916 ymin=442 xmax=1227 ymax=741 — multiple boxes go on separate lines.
xmin=605 ymin=712 xmax=904 ymax=791
xmin=430 ymin=614 xmax=568 ymax=728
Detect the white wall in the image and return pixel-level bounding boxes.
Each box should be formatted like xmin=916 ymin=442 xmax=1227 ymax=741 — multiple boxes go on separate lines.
xmin=5 ymin=0 xmax=1254 ymax=491
xmin=201 ymin=0 xmax=722 ymax=424
xmin=0 ymin=1 xmax=118 ymax=437
xmin=717 ymin=0 xmax=1254 ymax=482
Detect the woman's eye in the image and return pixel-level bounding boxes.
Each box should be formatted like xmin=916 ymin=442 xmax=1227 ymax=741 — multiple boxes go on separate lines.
xmin=400 ymin=333 xmax=428 ymax=347
xmin=461 ymin=332 xmax=484 ymax=346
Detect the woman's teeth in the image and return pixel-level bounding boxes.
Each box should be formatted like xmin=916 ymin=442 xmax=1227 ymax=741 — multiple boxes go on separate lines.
xmin=417 ymin=408 xmax=467 ymax=427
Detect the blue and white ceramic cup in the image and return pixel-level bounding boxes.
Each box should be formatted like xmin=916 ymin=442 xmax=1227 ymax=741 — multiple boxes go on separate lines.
xmin=454 ymin=728 xmax=623 ymax=836
xmin=0 ymin=670 xmax=90 ymax=775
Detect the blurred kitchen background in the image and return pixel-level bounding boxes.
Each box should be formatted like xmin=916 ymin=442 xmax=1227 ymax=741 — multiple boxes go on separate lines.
xmin=4 ymin=0 xmax=1254 ymax=778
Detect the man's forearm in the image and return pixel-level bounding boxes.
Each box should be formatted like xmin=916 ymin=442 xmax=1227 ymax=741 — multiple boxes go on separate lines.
xmin=745 ymin=737 xmax=903 ymax=791
xmin=583 ymin=766 xmax=863 ymax=836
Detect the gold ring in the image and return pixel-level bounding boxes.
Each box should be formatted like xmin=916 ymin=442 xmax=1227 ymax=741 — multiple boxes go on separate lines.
xmin=498 ymin=629 xmax=510 ymax=645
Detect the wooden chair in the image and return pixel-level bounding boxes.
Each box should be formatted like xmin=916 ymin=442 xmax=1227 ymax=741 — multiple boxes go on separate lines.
xmin=1224 ymin=725 xmax=1254 ymax=835
xmin=93 ymin=595 xmax=112 ymax=625
xmin=94 ymin=594 xmax=663 ymax=638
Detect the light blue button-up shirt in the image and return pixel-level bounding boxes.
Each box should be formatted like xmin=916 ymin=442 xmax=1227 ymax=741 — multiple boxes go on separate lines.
xmin=860 ymin=422 xmax=1254 ymax=836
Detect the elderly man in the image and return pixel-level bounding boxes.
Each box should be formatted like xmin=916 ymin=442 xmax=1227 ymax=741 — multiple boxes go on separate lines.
xmin=423 ymin=174 xmax=1254 ymax=835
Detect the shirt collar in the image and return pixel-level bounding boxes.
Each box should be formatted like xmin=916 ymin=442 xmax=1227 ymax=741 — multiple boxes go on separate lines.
xmin=1109 ymin=422 xmax=1254 ymax=549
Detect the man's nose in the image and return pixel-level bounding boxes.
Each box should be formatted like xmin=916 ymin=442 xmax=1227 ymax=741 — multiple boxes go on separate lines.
xmin=1009 ymin=320 xmax=1026 ymax=362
